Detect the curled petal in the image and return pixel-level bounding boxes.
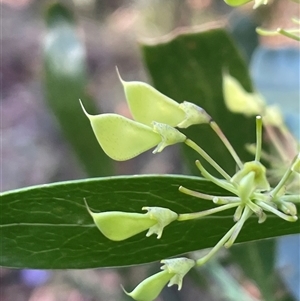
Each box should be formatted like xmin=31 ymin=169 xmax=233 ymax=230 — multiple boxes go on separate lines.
xmin=143 ymin=207 xmax=178 ymax=239
xmin=80 ymin=101 xmax=161 ymax=161
xmin=161 ymin=257 xmax=195 ymax=290
xmin=117 ymin=68 xmax=186 ymax=127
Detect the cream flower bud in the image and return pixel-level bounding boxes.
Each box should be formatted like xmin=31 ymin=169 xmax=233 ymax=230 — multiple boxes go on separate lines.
xmin=222 ymin=72 xmax=265 ymax=116
xmin=124 ymin=257 xmax=195 ymax=301
xmin=232 ymin=161 xmax=270 ymax=191
xmin=117 ymin=68 xmax=186 ymax=127
xmin=177 ymin=101 xmax=211 ymax=128
xmin=85 ymin=200 xmax=178 ymax=241
xmin=151 ymin=122 xmax=186 ymax=154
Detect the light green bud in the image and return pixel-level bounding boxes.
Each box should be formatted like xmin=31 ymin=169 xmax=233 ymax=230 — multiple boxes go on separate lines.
xmin=80 ymin=100 xmax=161 ymax=161
xmin=85 ymin=200 xmax=178 ymax=241
xmin=124 ymin=257 xmax=195 ymax=301
xmin=232 ymin=161 xmax=270 ymax=191
xmin=222 ymin=72 xmax=265 ymax=116
xmin=151 ymin=121 xmax=186 ymax=153
xmin=117 ymin=68 xmax=186 ymax=127
xmin=177 ymin=101 xmax=211 ymax=128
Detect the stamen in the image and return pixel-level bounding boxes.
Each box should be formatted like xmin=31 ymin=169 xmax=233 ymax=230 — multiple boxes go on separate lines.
xmin=256 ymin=200 xmax=298 ymax=222
xmin=177 ymin=203 xmax=239 ymax=221
xmin=185 ymin=139 xmax=231 ymax=181
xmin=195 ymin=160 xmax=237 ymax=194
xmin=210 ymin=121 xmax=243 ymax=169
xmin=225 ymin=206 xmax=252 ymax=248
xmin=179 ymin=186 xmax=240 ymax=203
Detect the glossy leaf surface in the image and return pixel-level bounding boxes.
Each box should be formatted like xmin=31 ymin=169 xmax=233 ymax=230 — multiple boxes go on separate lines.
xmin=1 ymin=175 xmax=299 ymax=269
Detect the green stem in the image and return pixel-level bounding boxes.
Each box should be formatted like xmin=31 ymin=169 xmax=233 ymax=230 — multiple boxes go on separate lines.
xmin=185 ymin=139 xmax=231 ymax=181
xmin=195 ymin=160 xmax=238 ymax=195
xmin=210 ymin=121 xmax=243 ymax=169
xmin=255 ymin=116 xmax=262 ymax=162
xmin=196 ymin=225 xmax=236 ymax=266
xmin=178 ymin=186 xmax=240 ymax=203
xmin=177 ymin=203 xmax=239 ymax=221
xmin=225 ymin=206 xmax=252 ymax=248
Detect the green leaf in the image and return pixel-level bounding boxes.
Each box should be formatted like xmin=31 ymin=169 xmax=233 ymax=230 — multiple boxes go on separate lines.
xmin=141 ymin=27 xmax=256 ymax=176
xmin=43 ymin=3 xmax=113 ymax=177
xmin=1 ymin=175 xmax=299 ymax=269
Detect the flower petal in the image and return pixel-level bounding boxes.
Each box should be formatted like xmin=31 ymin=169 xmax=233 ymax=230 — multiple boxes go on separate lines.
xmin=85 ymin=202 xmax=156 ymax=241
xmin=117 ymin=68 xmax=186 ymax=127
xmin=123 ymin=270 xmax=174 ymax=301
xmin=222 ymin=72 xmax=264 ymax=116
xmin=80 ymin=101 xmax=161 ymax=160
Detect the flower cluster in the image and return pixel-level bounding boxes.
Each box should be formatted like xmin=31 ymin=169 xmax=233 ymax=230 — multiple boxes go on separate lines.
xmin=81 ymin=70 xmax=299 ymax=301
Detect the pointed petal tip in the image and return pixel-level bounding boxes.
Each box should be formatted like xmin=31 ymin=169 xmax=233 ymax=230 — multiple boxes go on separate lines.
xmin=79 ymin=99 xmax=92 ymax=118
xmin=116 ymin=66 xmax=126 ymax=84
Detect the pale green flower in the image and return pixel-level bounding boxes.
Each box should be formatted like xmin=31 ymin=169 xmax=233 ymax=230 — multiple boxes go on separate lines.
xmin=124 ymin=257 xmax=195 ymax=301
xmin=85 ymin=200 xmax=178 ymax=241
xmin=80 ymin=101 xmax=186 ymax=161
xmin=231 ymin=161 xmax=270 ymax=191
xmin=117 ymin=68 xmax=185 ymax=127
xmin=117 ymin=69 xmax=211 ymax=129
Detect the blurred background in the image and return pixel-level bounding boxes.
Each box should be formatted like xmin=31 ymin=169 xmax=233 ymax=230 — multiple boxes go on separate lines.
xmin=1 ymin=0 xmax=299 ymax=300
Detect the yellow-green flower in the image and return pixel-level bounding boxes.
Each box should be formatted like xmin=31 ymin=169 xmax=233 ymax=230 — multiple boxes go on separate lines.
xmin=80 ymin=101 xmax=186 ymax=161
xmin=124 ymin=257 xmax=195 ymax=301
xmin=85 ymin=200 xmax=178 ymax=241
xmin=117 ymin=69 xmax=211 ymax=129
